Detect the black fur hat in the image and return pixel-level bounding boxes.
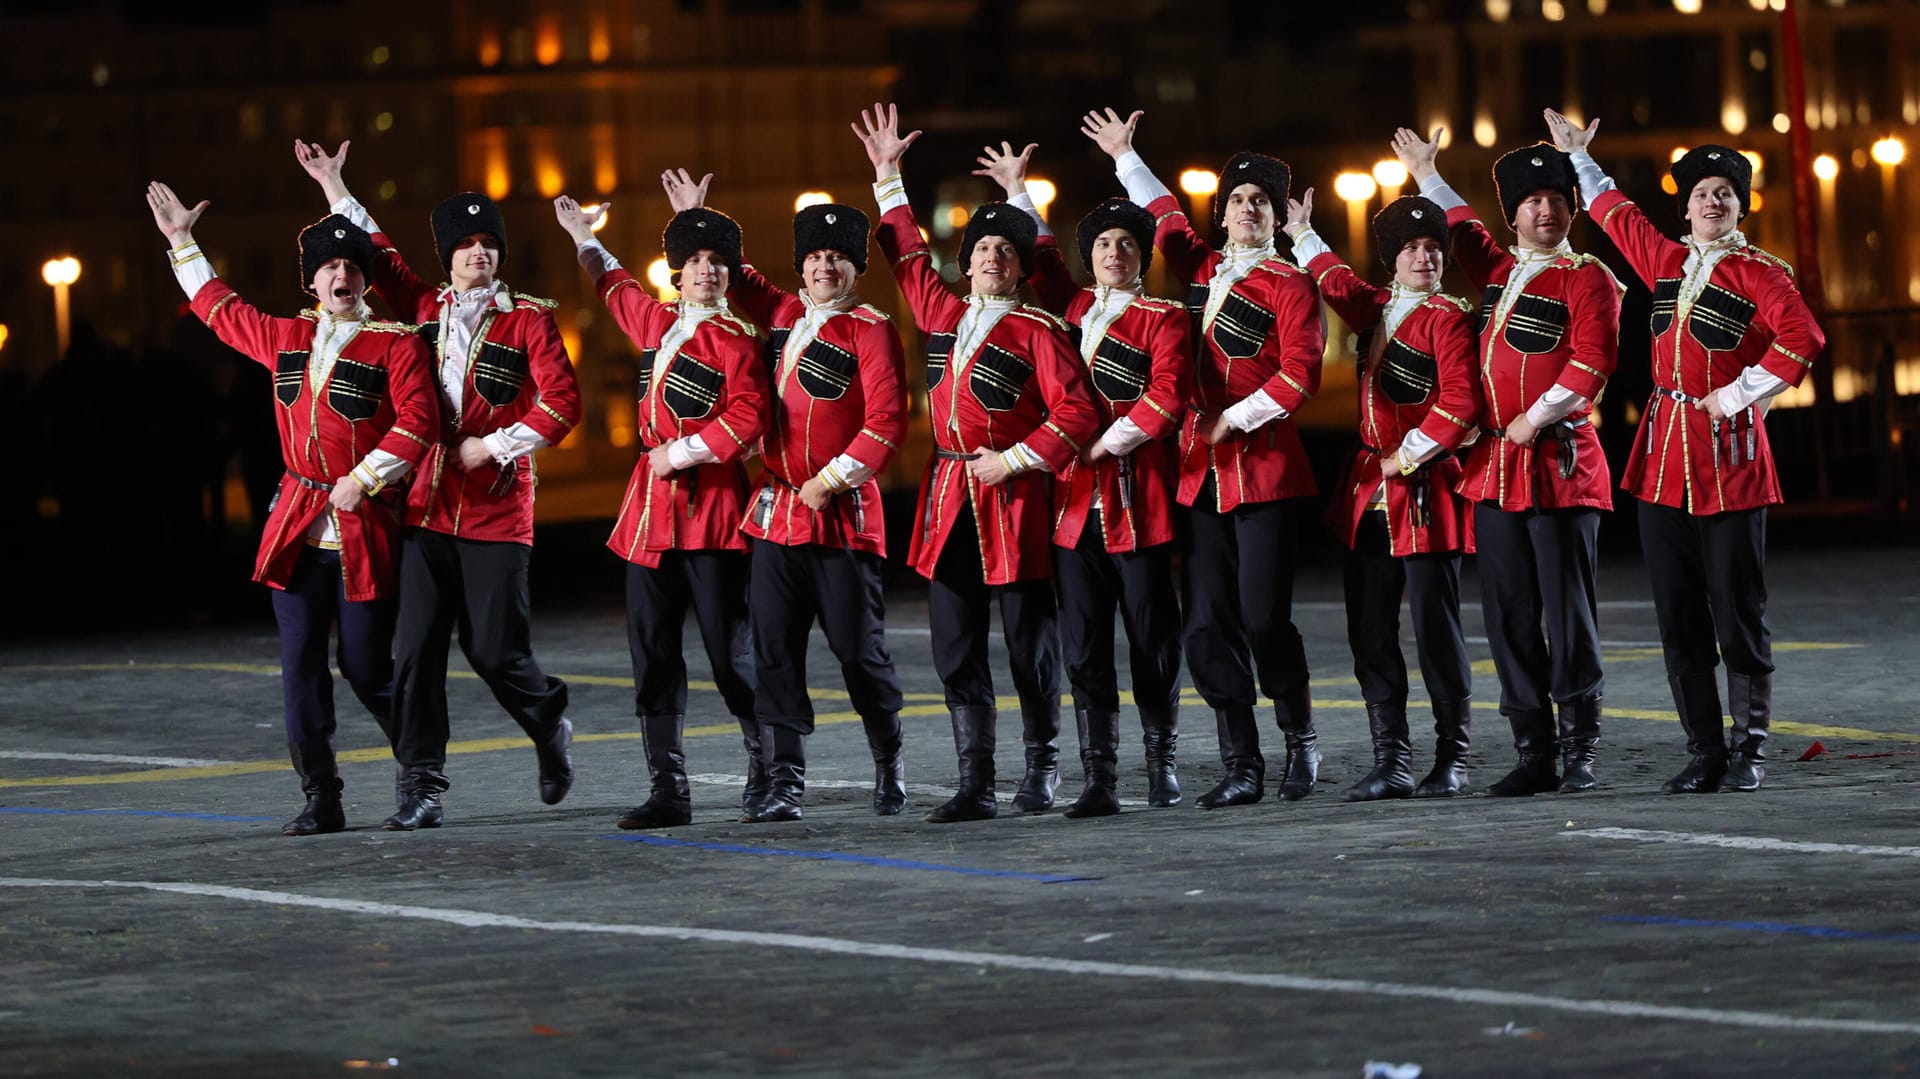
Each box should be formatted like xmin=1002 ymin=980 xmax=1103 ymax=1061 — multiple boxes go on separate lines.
xmin=298 ymin=214 xmax=376 ymax=297
xmin=1493 ymin=143 xmax=1579 ymax=226
xmin=792 ymin=202 xmax=869 ymax=275
xmin=1372 ymin=196 xmax=1450 ymax=268
xmin=958 ymin=202 xmax=1037 ymax=282
xmin=1671 ymin=144 xmax=1752 ymax=218
xmin=431 ymin=193 xmax=508 ymax=272
xmin=1214 ymin=152 xmax=1291 ymax=231
xmin=663 ymin=207 xmax=743 ymax=272
xmin=1075 ymin=196 xmax=1155 ymax=279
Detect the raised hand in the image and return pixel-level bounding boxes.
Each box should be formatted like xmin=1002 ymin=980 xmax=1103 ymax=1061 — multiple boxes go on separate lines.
xmin=1282 ymin=187 xmax=1316 ymax=237
xmin=1543 ymin=109 xmax=1599 ymax=153
xmin=552 ymin=195 xmax=607 ymax=245
xmin=971 ymin=141 xmax=1037 ymax=197
xmin=660 ymin=168 xmax=712 ymax=213
xmin=1080 ymin=108 xmax=1143 ymax=160
xmin=1391 ymin=127 xmax=1443 ymax=182
xmin=851 ymin=102 xmax=922 ymax=177
xmin=293 ymin=139 xmax=352 ymax=203
xmin=146 ymin=181 xmax=209 ymax=243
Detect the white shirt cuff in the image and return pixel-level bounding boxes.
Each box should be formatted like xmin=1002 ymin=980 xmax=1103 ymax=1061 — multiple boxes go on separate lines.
xmin=1567 ymin=151 xmax=1616 ymax=207
xmin=1715 ymin=365 xmax=1790 ymax=415
xmin=1525 ymin=384 xmax=1590 ymax=428
xmin=872 ymin=175 xmax=910 ymax=214
xmin=330 ymin=196 xmax=379 ymax=236
xmin=578 ymin=239 xmax=622 ymax=278
xmin=1417 ymin=173 xmax=1468 ymax=212
xmin=1286 ymin=227 xmax=1333 ymax=264
xmin=483 ymin=423 xmax=549 ymax=465
xmin=1006 ymin=191 xmax=1053 ymax=238
xmin=1399 ymin=428 xmax=1442 ymax=465
xmin=1101 ymin=416 xmax=1151 ymax=456
xmin=1113 ymin=150 xmax=1173 ymax=207
xmin=1223 ymin=389 xmax=1287 ymax=433
xmin=666 ymin=433 xmax=718 ymax=471
xmin=352 ymin=448 xmax=414 ymax=493
xmin=1001 ymin=442 xmax=1047 ymax=475
xmin=819 ymin=453 xmax=875 ymax=492
xmin=168 ymin=242 xmax=216 ymax=298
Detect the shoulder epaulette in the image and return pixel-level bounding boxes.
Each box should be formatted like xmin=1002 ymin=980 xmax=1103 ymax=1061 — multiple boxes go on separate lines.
xmin=512 ymin=293 xmax=559 ymax=310
xmin=1256 ymin=255 xmax=1303 ymax=276
xmin=715 ymin=311 xmax=761 ymax=338
xmin=363 ymin=319 xmax=420 ymax=334
xmin=851 ymin=303 xmax=891 ymax=324
xmin=1013 ymin=305 xmax=1070 ymax=332
xmin=297 ymin=309 xmax=321 ymax=323
xmin=1554 ymin=252 xmax=1602 ymax=270
xmin=1130 ymin=295 xmax=1182 ymax=311
xmin=1739 ymin=244 xmax=1796 ymax=282
xmin=1427 ymin=292 xmax=1474 ymax=314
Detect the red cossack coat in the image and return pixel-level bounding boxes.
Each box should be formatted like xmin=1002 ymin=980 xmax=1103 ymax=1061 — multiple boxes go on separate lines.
xmin=1029 ymin=237 xmax=1191 ymax=552
xmin=1143 ymin=193 xmax=1323 ymax=511
xmin=192 ymin=280 xmax=437 ymax=600
xmin=728 ymin=264 xmax=908 ymax=556
xmin=366 ymin=231 xmax=581 ymax=545
xmin=1445 ymin=207 xmax=1621 ymax=511
xmin=594 ymin=269 xmax=769 ymax=567
xmin=1307 ymin=255 xmax=1479 ymax=556
xmin=1589 ymin=190 xmax=1824 ymax=515
xmin=876 ymin=204 xmax=1100 ymax=585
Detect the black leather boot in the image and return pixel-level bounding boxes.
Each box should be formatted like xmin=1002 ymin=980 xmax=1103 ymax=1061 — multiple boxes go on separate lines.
xmin=1557 ymin=697 xmax=1602 ymax=793
xmin=535 ymin=715 xmax=574 ymax=805
xmin=739 ymin=716 xmax=769 ymax=818
xmin=1722 ymin=672 xmax=1771 ymax=792
xmin=1011 ymin=700 xmax=1061 ymax=812
xmin=1274 ymin=687 xmax=1320 ymax=802
xmin=860 ymin=711 xmax=907 ymax=816
xmin=618 ymin=713 xmax=693 ymax=828
xmin=746 ymin=725 xmax=806 ymax=823
xmin=1486 ymin=710 xmax=1560 ymax=796
xmin=1413 ymin=698 xmax=1471 ymax=798
xmin=1195 ymin=705 xmax=1264 ymax=809
xmin=1063 ymin=707 xmax=1121 ymax=819
xmin=1139 ymin=706 xmax=1181 ymax=807
xmin=926 ymin=706 xmax=998 ymax=823
xmin=384 ymin=768 xmax=447 ymax=831
xmin=1344 ymin=702 xmax=1414 ymax=802
xmin=283 ymin=745 xmax=345 ymax=836
xmin=1662 ymin=672 xmax=1729 ymax=794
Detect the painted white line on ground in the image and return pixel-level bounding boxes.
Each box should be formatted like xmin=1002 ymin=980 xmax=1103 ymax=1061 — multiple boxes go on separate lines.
xmin=0 ymin=751 xmax=229 ymax=768
xmin=1569 ymin=827 xmax=1920 ymax=858
xmin=0 ymin=876 xmax=1912 ymax=1036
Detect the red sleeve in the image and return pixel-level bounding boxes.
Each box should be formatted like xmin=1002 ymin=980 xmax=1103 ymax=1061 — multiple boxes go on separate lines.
xmin=700 ymin=329 xmax=769 ymax=463
xmin=1557 ymin=263 xmax=1622 ymax=400
xmin=188 ymin=279 xmax=282 ymax=365
xmin=1444 ymin=205 xmax=1514 ymax=290
xmin=876 ymin=204 xmax=966 ymax=329
xmin=1021 ymin=322 xmax=1100 ymax=471
xmin=729 ymin=261 xmax=795 ymax=330
xmin=1144 ymin=193 xmax=1213 ymax=285
xmin=1258 ymin=272 xmax=1326 ymax=413
xmin=1305 ymin=251 xmax=1387 ymax=331
xmin=1753 ymin=266 xmax=1823 ymax=388
xmin=842 ymin=317 xmax=909 ymax=472
xmin=1414 ymin=307 xmax=1480 ymax=451
xmin=367 ymin=231 xmax=437 ymax=322
xmin=1029 ymin=235 xmax=1080 ymax=316
xmin=593 ymin=267 xmax=671 ymax=349
xmin=516 ymin=309 xmax=581 ymax=445
xmin=1589 ymin=189 xmax=1682 ymax=292
xmin=372 ymin=335 xmax=440 ymax=466
xmin=1119 ymin=306 xmax=1190 ymax=441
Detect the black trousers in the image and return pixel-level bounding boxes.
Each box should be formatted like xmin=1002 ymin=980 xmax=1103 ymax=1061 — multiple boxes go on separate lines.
xmin=625 ymin=550 xmax=757 ymax=722
xmin=269 ymin=546 xmax=395 ymax=756
xmin=1473 ymin=503 xmax=1605 ymax=723
xmin=1637 ymin=500 xmax=1772 ymax=678
xmin=749 ymin=539 xmax=900 ymax=734
xmin=1053 ymin=517 xmax=1182 ymax=715
xmin=390 ymin=529 xmax=569 ymax=783
xmin=928 ymin=503 xmax=1059 ymax=716
xmin=1181 ymin=486 xmax=1310 ymax=711
xmin=1342 ymin=511 xmax=1470 ymax=709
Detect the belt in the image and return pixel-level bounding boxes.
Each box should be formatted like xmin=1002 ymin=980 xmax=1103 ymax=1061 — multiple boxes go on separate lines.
xmin=287 ymin=471 xmax=333 ymax=492
xmin=1657 ymin=388 xmax=1702 ymax=405
xmin=934 ymin=448 xmax=982 ymax=461
xmin=760 ymin=474 xmax=868 ymax=533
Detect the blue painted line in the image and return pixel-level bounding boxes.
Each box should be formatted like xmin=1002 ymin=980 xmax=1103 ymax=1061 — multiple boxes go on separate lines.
xmin=0 ymin=806 xmax=276 ymax=823
xmin=1605 ymin=914 xmax=1920 ymax=943
xmin=604 ymin=834 xmax=1096 ymax=883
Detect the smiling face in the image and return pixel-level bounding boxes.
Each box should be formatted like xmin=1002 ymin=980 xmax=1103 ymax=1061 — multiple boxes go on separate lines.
xmin=678 ymin=249 xmax=730 ymax=305
xmin=1223 ymin=182 xmax=1276 ymax=246
xmin=1513 ymin=190 xmax=1572 ymax=251
xmin=311 ymin=258 xmax=367 ymax=317
xmin=966 ymin=234 xmax=1022 ymax=297
xmin=448 ymin=232 xmax=500 ymax=290
xmin=1393 ymin=236 xmax=1445 ymax=291
xmin=1685 ymin=177 xmax=1742 ymax=242
xmin=801 ymin=248 xmax=859 ymax=304
xmin=1090 ymin=227 xmax=1144 ymax=288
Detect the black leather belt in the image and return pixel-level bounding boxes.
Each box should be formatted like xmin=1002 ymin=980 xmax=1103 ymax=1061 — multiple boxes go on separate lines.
xmin=287 ymin=471 xmax=332 ymax=491
xmin=934 ymin=448 xmax=982 ymax=461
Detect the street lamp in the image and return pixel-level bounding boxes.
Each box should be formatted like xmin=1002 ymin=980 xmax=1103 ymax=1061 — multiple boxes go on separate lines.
xmin=1372 ymin=159 xmax=1408 ymax=202
xmin=794 ymin=191 xmax=833 ymax=212
xmin=582 ymin=203 xmax=610 ymax=233
xmin=42 ymin=256 xmax=81 ymax=357
xmin=1026 ymin=179 xmax=1057 ymax=221
xmin=1179 ymin=168 xmax=1219 ymax=227
xmin=645 ymin=256 xmax=675 ymax=301
xmin=1333 ymin=171 xmax=1378 ymax=261
xmin=1871 ymin=137 xmax=1906 ymax=303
